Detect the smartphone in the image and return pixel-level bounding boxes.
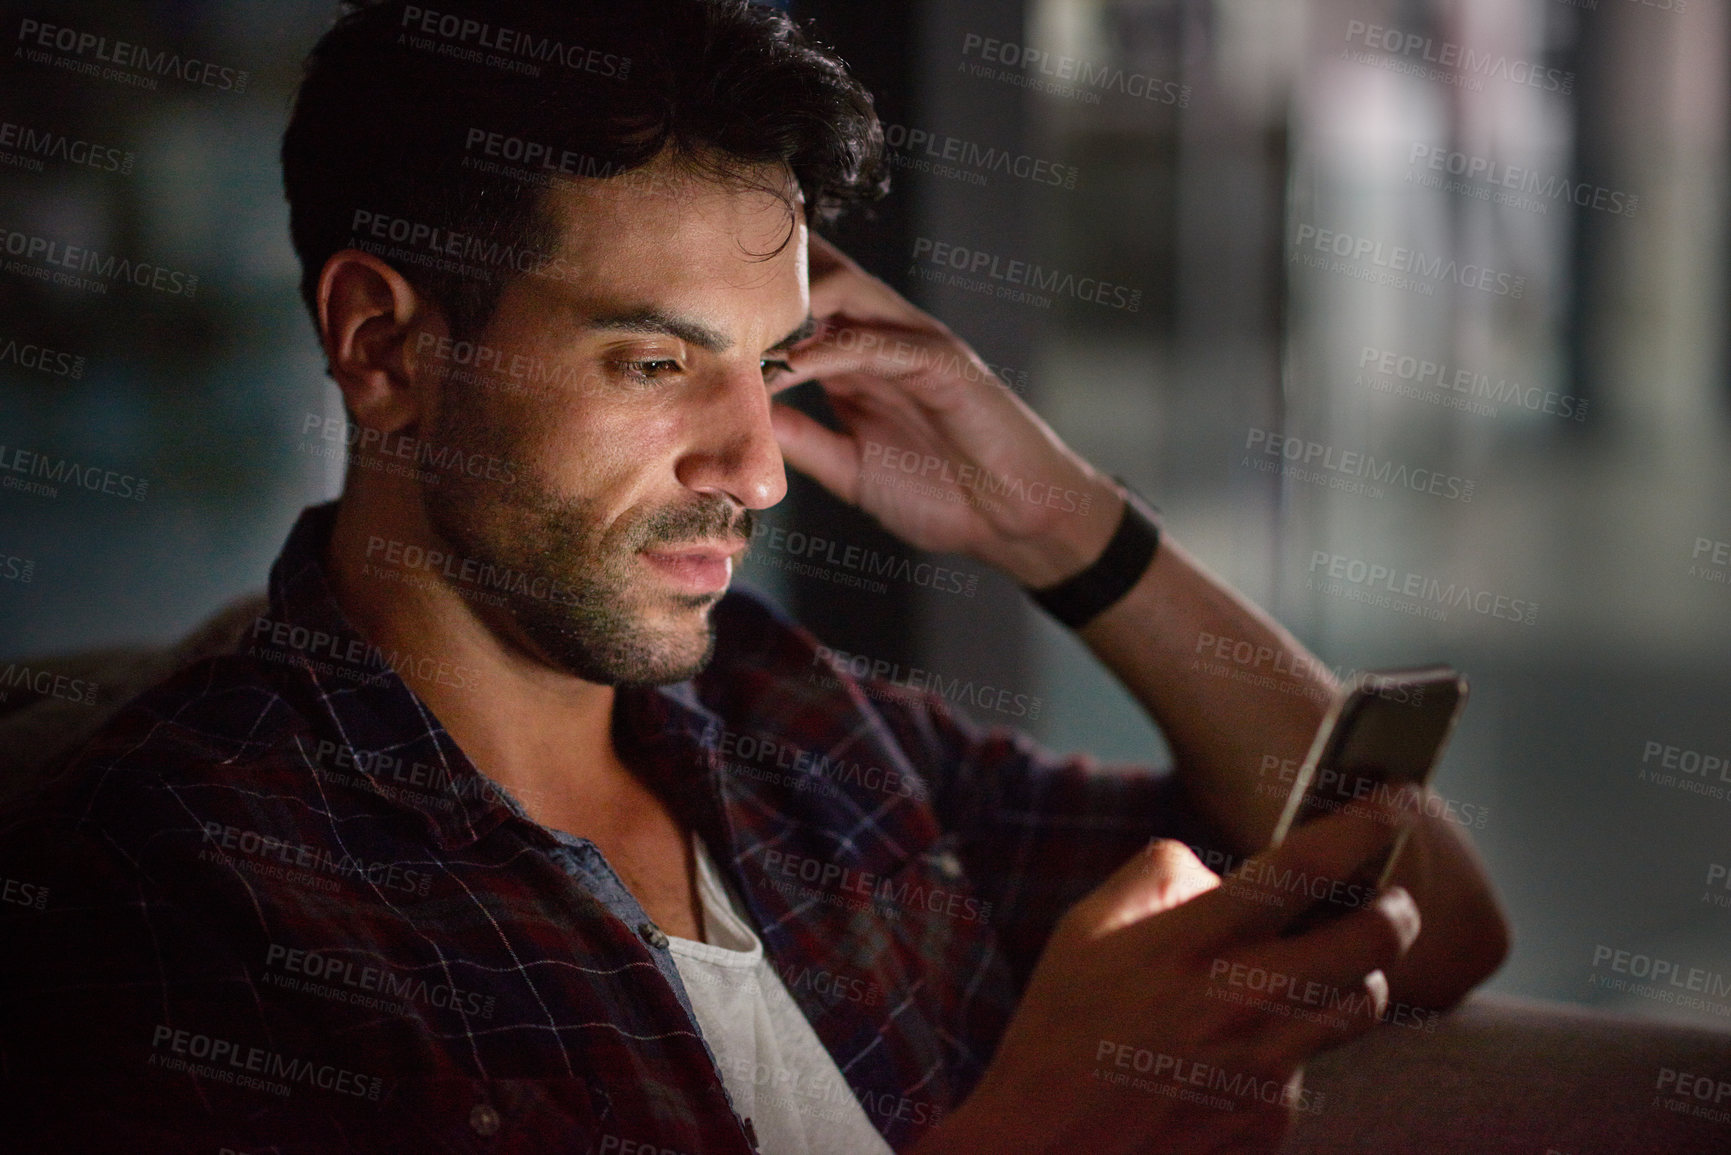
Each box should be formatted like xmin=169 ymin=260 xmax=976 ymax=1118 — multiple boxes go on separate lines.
xmin=1269 ymin=666 xmax=1468 ymax=933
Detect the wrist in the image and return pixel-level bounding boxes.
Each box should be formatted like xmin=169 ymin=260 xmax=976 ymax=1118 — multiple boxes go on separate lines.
xmin=1023 ymin=479 xmax=1160 ymax=630
xmin=980 ymin=472 xmax=1125 ymax=590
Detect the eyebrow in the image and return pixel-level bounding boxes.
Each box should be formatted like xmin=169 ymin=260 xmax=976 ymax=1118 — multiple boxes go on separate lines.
xmin=766 ymin=314 xmax=818 ymax=353
xmin=583 ymin=308 xmax=816 ymax=356
xmin=584 ymin=308 xmax=731 ymax=353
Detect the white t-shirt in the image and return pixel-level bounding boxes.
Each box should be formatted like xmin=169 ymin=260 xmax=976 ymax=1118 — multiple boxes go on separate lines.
xmin=667 ymin=837 xmax=896 ymax=1155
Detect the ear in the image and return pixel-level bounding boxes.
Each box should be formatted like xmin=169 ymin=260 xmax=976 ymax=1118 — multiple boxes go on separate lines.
xmin=317 ymin=249 xmax=443 ymax=437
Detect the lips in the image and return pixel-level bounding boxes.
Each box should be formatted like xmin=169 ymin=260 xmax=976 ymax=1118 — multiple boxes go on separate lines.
xmin=639 ymin=540 xmax=747 ymax=595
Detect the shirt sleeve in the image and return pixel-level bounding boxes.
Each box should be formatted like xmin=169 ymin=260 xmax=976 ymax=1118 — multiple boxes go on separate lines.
xmin=874 ymin=694 xmax=1236 ymax=993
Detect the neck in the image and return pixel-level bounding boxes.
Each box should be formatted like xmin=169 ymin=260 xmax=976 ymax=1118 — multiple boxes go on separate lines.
xmin=323 ymin=480 xmax=627 ymax=815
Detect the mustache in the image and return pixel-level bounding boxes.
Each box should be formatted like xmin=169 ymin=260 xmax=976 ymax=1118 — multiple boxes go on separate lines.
xmin=634 ymin=498 xmax=756 ymax=551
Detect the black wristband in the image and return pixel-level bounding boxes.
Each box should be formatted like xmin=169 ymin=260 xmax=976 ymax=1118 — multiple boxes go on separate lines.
xmin=1027 ymin=480 xmax=1160 ymax=630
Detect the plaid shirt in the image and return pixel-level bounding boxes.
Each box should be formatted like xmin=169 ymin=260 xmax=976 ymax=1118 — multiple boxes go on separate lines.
xmin=0 ymin=503 xmax=1220 ymax=1153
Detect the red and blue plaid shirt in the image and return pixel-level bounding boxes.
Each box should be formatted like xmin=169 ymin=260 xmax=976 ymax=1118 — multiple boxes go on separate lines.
xmin=0 ymin=503 xmax=1222 ymax=1152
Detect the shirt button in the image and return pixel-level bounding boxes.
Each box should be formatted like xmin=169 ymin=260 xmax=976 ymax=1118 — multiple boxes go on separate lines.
xmin=638 ymin=920 xmax=670 ymax=950
xmin=469 ymin=1102 xmax=501 ymax=1137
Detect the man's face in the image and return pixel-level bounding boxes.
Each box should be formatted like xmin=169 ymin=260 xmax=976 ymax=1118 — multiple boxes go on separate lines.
xmin=419 ymin=152 xmax=809 ymax=686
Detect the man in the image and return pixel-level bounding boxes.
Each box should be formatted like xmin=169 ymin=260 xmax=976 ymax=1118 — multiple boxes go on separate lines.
xmin=0 ymin=1 xmax=1508 ymax=1150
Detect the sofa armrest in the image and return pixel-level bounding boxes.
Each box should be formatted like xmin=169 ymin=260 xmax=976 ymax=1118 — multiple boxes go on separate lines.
xmin=1285 ymin=992 xmax=1731 ymax=1154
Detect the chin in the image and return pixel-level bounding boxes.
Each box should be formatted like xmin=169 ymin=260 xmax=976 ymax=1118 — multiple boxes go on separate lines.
xmin=603 ymin=599 xmax=719 ymax=686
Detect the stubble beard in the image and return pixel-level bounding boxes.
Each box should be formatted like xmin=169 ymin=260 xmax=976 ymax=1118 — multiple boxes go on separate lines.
xmin=421 ymin=404 xmax=752 ymax=687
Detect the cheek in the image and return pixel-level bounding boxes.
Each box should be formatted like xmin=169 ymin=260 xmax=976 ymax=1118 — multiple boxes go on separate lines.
xmin=523 ymin=398 xmax=685 ymax=495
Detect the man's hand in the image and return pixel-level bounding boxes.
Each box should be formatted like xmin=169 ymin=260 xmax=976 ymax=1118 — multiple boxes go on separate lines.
xmin=913 ymin=800 xmax=1422 ymax=1154
xmin=775 ymin=234 xmax=1509 ymax=1019
xmin=770 ymin=235 xmax=1123 ymax=589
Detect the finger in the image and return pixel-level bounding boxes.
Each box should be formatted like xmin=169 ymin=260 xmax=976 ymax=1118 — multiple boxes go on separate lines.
xmin=1066 ymin=839 xmax=1222 ymax=939
xmin=1202 ymin=892 xmax=1420 ymax=1057
xmin=780 ymin=324 xmax=957 ymax=394
xmin=805 ymin=241 xmax=928 ymax=324
xmin=1214 ymin=887 xmax=1418 ymax=1026
xmin=1144 ymin=799 xmax=1410 ymax=951
xmin=769 ymin=403 xmax=860 ymax=504
xmin=807 ymin=232 xmax=849 ymax=278
xmin=1259 ymin=886 xmax=1421 ymax=993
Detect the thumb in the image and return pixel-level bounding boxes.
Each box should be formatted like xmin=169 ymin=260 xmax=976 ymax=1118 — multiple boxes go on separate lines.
xmin=1074 ymin=839 xmax=1222 ymax=938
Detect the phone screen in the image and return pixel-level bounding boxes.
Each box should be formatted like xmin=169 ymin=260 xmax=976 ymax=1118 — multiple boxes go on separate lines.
xmin=1271 ymin=666 xmax=1467 ymax=933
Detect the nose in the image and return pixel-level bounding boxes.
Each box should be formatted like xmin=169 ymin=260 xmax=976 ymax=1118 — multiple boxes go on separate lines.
xmin=674 ymin=363 xmax=788 ymax=511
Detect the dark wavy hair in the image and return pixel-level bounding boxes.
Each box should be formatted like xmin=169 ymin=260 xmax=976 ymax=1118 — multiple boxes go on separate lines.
xmin=282 ymin=0 xmax=888 ymax=338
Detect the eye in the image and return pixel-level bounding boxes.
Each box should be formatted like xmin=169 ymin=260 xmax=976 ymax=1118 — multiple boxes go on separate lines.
xmin=613 ymin=358 xmax=683 ymax=384
xmin=761 ymin=358 xmax=793 ymax=381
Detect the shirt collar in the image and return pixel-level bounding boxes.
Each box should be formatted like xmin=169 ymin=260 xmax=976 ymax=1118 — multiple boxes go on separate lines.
xmin=262 ymin=502 xmax=730 ymax=852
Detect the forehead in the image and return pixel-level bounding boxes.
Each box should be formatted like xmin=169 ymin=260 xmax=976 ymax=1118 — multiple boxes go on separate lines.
xmin=535 ymin=153 xmax=806 ymax=305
